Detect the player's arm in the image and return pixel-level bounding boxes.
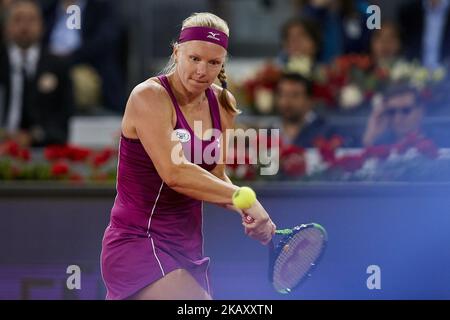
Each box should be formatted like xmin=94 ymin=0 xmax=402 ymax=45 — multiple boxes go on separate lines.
xmin=128 ymin=82 xmax=240 ymax=206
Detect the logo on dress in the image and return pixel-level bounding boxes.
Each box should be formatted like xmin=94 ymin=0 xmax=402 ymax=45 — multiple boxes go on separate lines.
xmin=174 ymin=129 xmax=191 ymax=143
xmin=207 ymin=32 xmax=220 ymax=41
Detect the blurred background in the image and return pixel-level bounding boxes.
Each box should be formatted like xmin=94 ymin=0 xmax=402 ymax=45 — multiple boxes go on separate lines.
xmin=1 ymin=0 xmax=450 ymax=300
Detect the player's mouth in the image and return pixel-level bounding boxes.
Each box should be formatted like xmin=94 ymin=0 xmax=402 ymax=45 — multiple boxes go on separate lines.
xmin=191 ymin=79 xmax=208 ymax=84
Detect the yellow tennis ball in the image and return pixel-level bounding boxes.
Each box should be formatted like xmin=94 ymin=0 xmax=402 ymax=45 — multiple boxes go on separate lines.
xmin=232 ymin=187 xmax=257 ymax=209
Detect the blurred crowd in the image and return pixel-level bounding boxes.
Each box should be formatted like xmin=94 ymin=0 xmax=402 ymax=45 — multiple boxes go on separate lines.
xmin=0 ymin=0 xmax=449 ymax=150
xmin=261 ymin=0 xmax=450 ymax=149
xmin=0 ymin=0 xmax=125 ymax=147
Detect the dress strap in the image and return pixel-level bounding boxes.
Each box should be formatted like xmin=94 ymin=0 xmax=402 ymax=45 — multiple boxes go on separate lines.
xmin=205 ymin=87 xmax=222 ymax=131
xmin=157 ymin=75 xmax=189 ymax=129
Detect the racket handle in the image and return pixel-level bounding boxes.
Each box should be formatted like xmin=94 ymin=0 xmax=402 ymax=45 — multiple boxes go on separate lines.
xmin=275 ymin=229 xmax=293 ymax=235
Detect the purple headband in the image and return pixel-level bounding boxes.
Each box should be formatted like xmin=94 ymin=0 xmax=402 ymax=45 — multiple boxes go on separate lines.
xmin=178 ymin=26 xmax=228 ymax=49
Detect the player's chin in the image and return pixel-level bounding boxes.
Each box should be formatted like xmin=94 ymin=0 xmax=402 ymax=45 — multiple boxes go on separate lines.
xmin=189 ymin=79 xmax=210 ymax=90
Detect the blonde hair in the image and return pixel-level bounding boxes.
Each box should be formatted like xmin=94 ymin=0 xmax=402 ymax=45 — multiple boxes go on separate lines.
xmin=160 ymin=12 xmax=240 ymax=114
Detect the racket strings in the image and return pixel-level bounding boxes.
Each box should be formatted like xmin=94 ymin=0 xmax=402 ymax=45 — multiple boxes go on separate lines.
xmin=273 ymin=228 xmax=325 ymax=292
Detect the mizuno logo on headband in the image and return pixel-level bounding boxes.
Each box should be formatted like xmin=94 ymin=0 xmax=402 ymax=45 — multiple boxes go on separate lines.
xmin=207 ymin=32 xmax=220 ymax=41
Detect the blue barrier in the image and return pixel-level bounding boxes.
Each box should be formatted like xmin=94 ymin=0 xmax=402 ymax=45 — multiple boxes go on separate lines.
xmin=0 ymin=182 xmax=449 ymax=299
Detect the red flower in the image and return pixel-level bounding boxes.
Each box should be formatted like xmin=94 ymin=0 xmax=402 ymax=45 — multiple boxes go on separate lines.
xmin=393 ymin=132 xmax=425 ymax=154
xmin=92 ymin=148 xmax=114 ymax=168
xmin=313 ymin=135 xmax=344 ymax=163
xmin=281 ymin=145 xmax=305 ymax=157
xmin=51 ymin=161 xmax=69 ymax=176
xmin=363 ymin=145 xmax=391 ymax=160
xmin=319 ymin=146 xmax=336 ymax=163
xmin=329 ymin=135 xmax=344 ymax=149
xmin=44 ymin=145 xmax=68 ymax=161
xmin=6 ymin=141 xmax=20 ymax=157
xmin=281 ymin=145 xmax=306 ymax=177
xmin=415 ymin=139 xmax=438 ymax=159
xmin=332 ymin=155 xmax=365 ymax=172
xmin=335 ymin=54 xmax=372 ymax=74
xmin=19 ymin=149 xmax=31 ymax=162
xmin=67 ymin=146 xmax=91 ymax=162
xmin=93 ymin=155 xmax=107 ymax=168
xmin=375 ymin=67 xmax=389 ymax=80
xmin=243 ymin=165 xmax=258 ymax=181
xmin=313 ymin=83 xmax=337 ymax=106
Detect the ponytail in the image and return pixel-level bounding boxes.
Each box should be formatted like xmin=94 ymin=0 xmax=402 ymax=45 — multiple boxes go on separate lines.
xmin=217 ymin=65 xmax=241 ymax=114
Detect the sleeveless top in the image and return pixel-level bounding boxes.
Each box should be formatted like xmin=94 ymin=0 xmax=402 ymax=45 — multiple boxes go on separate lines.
xmin=102 ymin=75 xmax=222 ymax=299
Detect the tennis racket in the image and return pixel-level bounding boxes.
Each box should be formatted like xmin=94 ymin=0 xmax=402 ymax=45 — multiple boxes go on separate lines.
xmin=245 ymin=216 xmax=328 ymax=294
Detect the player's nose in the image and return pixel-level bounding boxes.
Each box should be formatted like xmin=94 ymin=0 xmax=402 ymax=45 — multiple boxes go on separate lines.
xmin=196 ymin=62 xmax=207 ymax=76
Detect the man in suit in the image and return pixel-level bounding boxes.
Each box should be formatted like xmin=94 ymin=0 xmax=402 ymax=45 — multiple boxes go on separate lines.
xmin=274 ymin=72 xmax=336 ymax=147
xmin=398 ymin=0 xmax=450 ymax=69
xmin=40 ymin=0 xmax=125 ymax=113
xmin=0 ymin=0 xmax=73 ymax=147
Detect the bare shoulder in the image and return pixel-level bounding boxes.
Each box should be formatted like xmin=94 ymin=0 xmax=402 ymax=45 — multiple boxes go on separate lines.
xmin=122 ymin=78 xmax=173 ymax=137
xmin=128 ymin=78 xmax=170 ymax=115
xmin=211 ymin=83 xmax=238 ymax=129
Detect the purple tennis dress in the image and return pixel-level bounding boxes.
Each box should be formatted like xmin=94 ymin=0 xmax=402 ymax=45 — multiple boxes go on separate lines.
xmin=101 ymin=75 xmax=222 ymax=300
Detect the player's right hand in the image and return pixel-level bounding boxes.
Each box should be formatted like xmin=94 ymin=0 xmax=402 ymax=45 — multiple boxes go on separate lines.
xmin=242 ymin=201 xmax=276 ymax=245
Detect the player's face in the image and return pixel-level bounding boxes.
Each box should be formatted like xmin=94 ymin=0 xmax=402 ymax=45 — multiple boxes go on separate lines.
xmin=175 ymin=41 xmax=226 ymax=93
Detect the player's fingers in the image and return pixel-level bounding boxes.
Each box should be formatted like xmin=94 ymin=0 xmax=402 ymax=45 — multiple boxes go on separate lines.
xmin=242 ymin=221 xmax=257 ymax=230
xmin=271 ymin=222 xmax=276 ymax=235
xmin=261 ymin=235 xmax=272 ymax=246
xmin=246 ymin=228 xmax=264 ymax=241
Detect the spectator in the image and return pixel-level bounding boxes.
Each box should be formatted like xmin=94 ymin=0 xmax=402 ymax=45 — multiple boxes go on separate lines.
xmin=398 ymin=0 xmax=450 ymax=70
xmin=277 ymin=17 xmax=321 ymax=78
xmin=0 ymin=0 xmax=73 ymax=147
xmin=0 ymin=0 xmax=14 ymax=47
xmin=298 ymin=0 xmax=371 ymax=63
xmin=363 ymin=85 xmax=434 ymax=147
xmin=370 ymin=21 xmax=402 ymax=68
xmin=40 ymin=0 xmax=126 ymax=113
xmin=275 ymin=72 xmax=336 ymax=147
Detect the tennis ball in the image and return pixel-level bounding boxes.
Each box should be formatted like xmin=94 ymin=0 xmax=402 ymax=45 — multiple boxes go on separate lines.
xmin=232 ymin=186 xmax=257 ymax=209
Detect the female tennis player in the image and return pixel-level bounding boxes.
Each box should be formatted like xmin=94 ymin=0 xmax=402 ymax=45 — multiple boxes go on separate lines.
xmin=100 ymin=12 xmax=276 ymax=300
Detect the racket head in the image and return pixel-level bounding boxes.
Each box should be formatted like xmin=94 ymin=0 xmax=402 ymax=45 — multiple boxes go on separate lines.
xmin=270 ymin=223 xmax=328 ymax=294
